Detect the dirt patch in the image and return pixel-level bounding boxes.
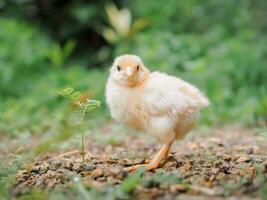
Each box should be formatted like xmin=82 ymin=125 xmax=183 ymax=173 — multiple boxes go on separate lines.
xmin=14 ymin=128 xmax=267 ymax=199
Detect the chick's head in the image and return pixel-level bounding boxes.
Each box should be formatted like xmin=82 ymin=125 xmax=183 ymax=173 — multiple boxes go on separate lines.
xmin=110 ymin=54 xmax=150 ymax=87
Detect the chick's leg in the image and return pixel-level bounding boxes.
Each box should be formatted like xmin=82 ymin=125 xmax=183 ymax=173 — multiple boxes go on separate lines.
xmin=125 ymin=142 xmax=173 ymax=172
xmin=146 ymin=142 xmax=173 ymax=170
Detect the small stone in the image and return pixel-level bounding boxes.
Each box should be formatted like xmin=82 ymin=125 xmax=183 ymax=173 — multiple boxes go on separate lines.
xmin=179 ymin=162 xmax=192 ymax=173
xmin=91 ymin=168 xmax=103 ymax=179
xmin=215 ymin=159 xmax=223 ymax=167
xmin=50 ymin=159 xmax=62 ymax=170
xmin=222 ymin=155 xmax=231 ymax=161
xmin=31 ymin=165 xmax=40 ymax=173
xmin=57 ymin=168 xmax=75 ymax=177
xmin=216 ymin=172 xmax=226 ymax=180
xmin=236 ymin=156 xmax=251 ymax=163
xmin=186 ymin=142 xmax=198 ymax=150
xmin=63 ymin=159 xmax=73 ymax=170
xmin=45 ymin=170 xmax=56 ymax=178
xmin=16 ymin=169 xmax=28 ymax=176
xmin=109 ymin=166 xmax=127 ymax=180
xmin=160 ymin=183 xmax=170 ymax=190
xmin=219 ymin=162 xmax=230 ymax=173
xmin=84 ymin=164 xmax=94 ymax=171
xmin=72 ymin=163 xmax=82 ymax=172
xmin=75 ymin=158 xmax=82 ymax=163
xmin=16 ymin=170 xmax=30 ymax=182
xmin=96 ymin=177 xmax=106 ymax=182
xmin=107 ymin=176 xmax=121 ymax=184
xmin=209 ymin=175 xmax=216 ymax=182
xmin=209 ymin=138 xmax=224 ymax=146
xmin=47 ymin=178 xmax=57 ymax=188
xmin=170 ymin=184 xmax=187 ymax=193
xmin=35 ymin=178 xmax=44 ymax=187
xmin=211 ymin=168 xmax=220 ymax=175
xmin=39 ymin=162 xmax=49 ymax=173
xmin=133 ymin=158 xmax=145 ymax=165
xmin=118 ymin=158 xmax=132 ymax=166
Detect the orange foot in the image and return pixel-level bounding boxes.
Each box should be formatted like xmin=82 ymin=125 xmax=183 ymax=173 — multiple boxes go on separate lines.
xmin=124 ymin=142 xmax=173 ymax=172
xmin=124 ymin=162 xmax=158 ymax=172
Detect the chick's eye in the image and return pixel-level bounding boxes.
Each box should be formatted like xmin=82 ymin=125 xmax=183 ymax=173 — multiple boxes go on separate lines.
xmin=136 ymin=65 xmax=140 ymax=71
xmin=117 ymin=65 xmax=121 ymax=71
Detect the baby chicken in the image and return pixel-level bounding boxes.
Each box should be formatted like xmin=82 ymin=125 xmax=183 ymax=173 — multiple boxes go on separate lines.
xmin=106 ymin=54 xmax=209 ymax=171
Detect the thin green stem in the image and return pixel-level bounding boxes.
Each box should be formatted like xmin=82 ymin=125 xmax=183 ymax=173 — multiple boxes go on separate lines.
xmin=80 ymin=104 xmax=88 ymax=169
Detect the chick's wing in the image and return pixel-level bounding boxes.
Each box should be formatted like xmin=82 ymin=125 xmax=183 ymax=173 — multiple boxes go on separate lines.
xmin=142 ymin=72 xmax=202 ymax=117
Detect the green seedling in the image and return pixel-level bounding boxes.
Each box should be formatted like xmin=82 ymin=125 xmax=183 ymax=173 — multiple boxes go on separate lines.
xmin=58 ymin=87 xmax=101 ymax=167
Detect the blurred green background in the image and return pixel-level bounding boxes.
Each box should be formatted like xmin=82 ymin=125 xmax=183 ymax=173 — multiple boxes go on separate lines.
xmin=0 ymin=0 xmax=267 ymax=137
xmin=0 ymin=0 xmax=267 ymax=199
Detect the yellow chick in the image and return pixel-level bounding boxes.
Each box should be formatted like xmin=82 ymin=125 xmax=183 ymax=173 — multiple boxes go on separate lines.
xmin=106 ymin=54 xmax=209 ymax=171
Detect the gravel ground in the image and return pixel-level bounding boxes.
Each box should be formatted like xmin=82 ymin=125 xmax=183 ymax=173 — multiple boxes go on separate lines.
xmin=13 ymin=127 xmax=267 ymax=199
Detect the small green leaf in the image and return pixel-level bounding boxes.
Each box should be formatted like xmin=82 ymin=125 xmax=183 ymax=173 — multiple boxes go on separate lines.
xmin=58 ymin=87 xmax=74 ymax=97
xmin=70 ymin=91 xmax=81 ymax=101
xmin=120 ymin=167 xmax=145 ymax=193
xmin=63 ymin=39 xmax=76 ymax=60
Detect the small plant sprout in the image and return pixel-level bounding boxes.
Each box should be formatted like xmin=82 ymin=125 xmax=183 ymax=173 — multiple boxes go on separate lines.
xmin=58 ymin=87 xmax=101 ymax=167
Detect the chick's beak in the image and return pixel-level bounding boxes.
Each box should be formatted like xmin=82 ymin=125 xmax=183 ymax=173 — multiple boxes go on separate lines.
xmin=125 ymin=67 xmax=134 ymax=76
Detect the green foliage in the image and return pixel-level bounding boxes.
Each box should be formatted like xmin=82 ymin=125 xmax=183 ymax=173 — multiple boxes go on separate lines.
xmin=47 ymin=40 xmax=76 ymax=68
xmin=59 ymin=87 xmax=101 ymax=166
xmin=120 ymin=167 xmax=146 ymax=193
xmin=1 ymin=2 xmax=266 ymax=127
xmin=0 ymin=19 xmax=106 ymax=135
xmin=0 ymin=1 xmax=267 ymax=199
xmin=114 ymin=1 xmax=267 ymax=126
xmin=0 ymin=19 xmax=50 ymax=97
xmin=0 ymin=155 xmax=23 ymax=200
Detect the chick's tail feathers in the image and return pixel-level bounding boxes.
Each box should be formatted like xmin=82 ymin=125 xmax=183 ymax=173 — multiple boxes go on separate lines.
xmin=197 ymin=93 xmax=210 ymax=108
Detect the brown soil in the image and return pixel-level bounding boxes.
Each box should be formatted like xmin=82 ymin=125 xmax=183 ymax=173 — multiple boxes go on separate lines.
xmin=14 ymin=127 xmax=267 ymax=199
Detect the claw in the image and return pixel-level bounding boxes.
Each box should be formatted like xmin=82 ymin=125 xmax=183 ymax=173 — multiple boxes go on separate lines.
xmin=124 ymin=164 xmax=145 ymax=172
xmin=124 ymin=142 xmax=173 ymax=173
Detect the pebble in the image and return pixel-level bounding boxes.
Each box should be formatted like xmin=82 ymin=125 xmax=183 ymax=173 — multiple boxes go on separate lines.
xmin=35 ymin=178 xmax=44 ymax=187
xmin=211 ymin=168 xmax=220 ymax=175
xmin=170 ymin=184 xmax=187 ymax=193
xmin=236 ymin=156 xmax=251 ymax=163
xmin=63 ymin=159 xmax=73 ymax=169
xmin=96 ymin=177 xmax=106 ymax=182
xmin=109 ymin=166 xmax=127 ymax=180
xmin=216 ymin=172 xmax=226 ymax=180
xmin=39 ymin=162 xmax=49 ymax=173
xmin=219 ymin=162 xmax=230 ymax=173
xmin=31 ymin=165 xmax=40 ymax=173
xmin=16 ymin=170 xmax=30 ymax=182
xmin=222 ymin=155 xmax=231 ymax=161
xmin=164 ymin=161 xmax=178 ymax=169
xmin=72 ymin=163 xmax=82 ymax=172
xmin=50 ymin=159 xmax=62 ymax=171
xmin=45 ymin=170 xmax=56 ymax=178
xmin=133 ymin=158 xmax=145 ymax=165
xmin=84 ymin=164 xmax=94 ymax=171
xmin=91 ymin=168 xmax=104 ymax=179
xmin=118 ymin=158 xmax=132 ymax=166
xmin=179 ymin=162 xmax=192 ymax=173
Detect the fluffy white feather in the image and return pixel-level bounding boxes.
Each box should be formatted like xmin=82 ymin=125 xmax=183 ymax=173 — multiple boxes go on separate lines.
xmin=106 ymin=54 xmax=209 ymax=144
